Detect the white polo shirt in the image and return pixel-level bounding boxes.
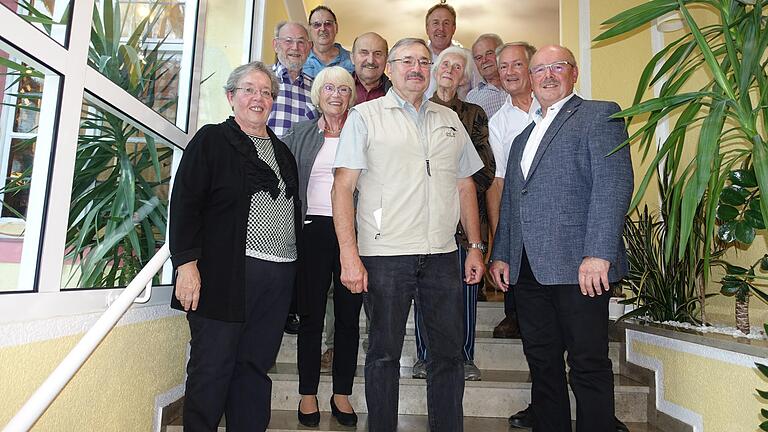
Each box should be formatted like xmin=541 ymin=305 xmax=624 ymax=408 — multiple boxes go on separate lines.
xmin=488 ymin=94 xmax=540 ymax=178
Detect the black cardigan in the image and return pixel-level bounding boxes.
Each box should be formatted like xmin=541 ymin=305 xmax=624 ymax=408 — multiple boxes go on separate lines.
xmin=169 ymin=118 xmax=302 ymax=322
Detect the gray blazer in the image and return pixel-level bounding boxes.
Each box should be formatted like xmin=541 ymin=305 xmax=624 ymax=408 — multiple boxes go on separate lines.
xmin=281 ymin=117 xmax=325 ymax=221
xmin=491 ymin=96 xmax=633 ymax=285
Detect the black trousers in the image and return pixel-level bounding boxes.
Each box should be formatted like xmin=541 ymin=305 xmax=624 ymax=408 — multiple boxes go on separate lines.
xmin=514 ymin=249 xmax=614 ymax=432
xmin=297 ymin=215 xmax=363 ymax=395
xmin=182 ymin=257 xmax=296 ymax=432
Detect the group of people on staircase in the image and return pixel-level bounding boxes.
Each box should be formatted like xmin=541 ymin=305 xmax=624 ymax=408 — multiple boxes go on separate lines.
xmin=169 ymin=3 xmax=634 ymax=432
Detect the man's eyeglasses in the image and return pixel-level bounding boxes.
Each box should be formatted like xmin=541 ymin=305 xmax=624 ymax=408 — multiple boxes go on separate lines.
xmin=498 ymin=61 xmax=527 ymax=72
xmin=234 ymin=87 xmax=273 ymax=98
xmin=322 ymin=83 xmax=352 ymax=96
xmin=388 ymin=57 xmax=433 ymax=69
xmin=276 ymin=37 xmax=308 ymax=48
xmin=530 ymin=61 xmax=574 ymax=77
xmin=473 ymin=49 xmax=495 ymax=62
xmin=310 ymin=20 xmax=336 ymax=29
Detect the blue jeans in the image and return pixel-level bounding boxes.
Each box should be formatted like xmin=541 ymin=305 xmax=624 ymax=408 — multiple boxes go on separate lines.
xmin=361 ymin=252 xmax=464 ymax=432
xmin=414 ymin=245 xmax=478 ymax=361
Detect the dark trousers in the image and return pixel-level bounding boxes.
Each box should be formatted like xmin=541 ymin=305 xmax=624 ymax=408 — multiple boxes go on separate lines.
xmin=297 ymin=215 xmax=363 ymax=395
xmin=182 ymin=257 xmax=296 ymax=432
xmin=362 ymin=252 xmax=464 ymax=432
xmin=515 ymin=249 xmax=614 ymax=432
xmin=414 ymin=245 xmax=478 ymax=361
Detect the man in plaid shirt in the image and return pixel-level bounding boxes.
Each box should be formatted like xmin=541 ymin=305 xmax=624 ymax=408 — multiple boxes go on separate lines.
xmin=269 ymin=21 xmax=317 ymax=137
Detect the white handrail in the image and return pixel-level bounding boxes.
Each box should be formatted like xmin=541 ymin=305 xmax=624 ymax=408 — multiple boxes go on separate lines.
xmin=3 ymin=243 xmax=171 ymax=432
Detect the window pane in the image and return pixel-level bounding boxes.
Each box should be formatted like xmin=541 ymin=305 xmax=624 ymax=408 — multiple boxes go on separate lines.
xmin=90 ymin=1 xmax=191 ymax=126
xmin=2 ymin=0 xmax=71 ymax=46
xmin=61 ymin=95 xmax=173 ymax=289
xmin=0 ymin=44 xmax=58 ymax=292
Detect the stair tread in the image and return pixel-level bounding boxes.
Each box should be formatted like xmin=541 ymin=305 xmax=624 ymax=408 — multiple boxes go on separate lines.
xmin=268 ymin=362 xmax=648 ymax=392
xmin=167 ymin=410 xmax=665 ymax=432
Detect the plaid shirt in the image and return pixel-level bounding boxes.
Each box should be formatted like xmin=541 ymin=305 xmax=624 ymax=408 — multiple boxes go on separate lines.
xmin=268 ymin=63 xmax=317 ymax=137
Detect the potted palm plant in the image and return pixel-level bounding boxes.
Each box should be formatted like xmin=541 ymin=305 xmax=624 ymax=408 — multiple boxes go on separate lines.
xmin=595 ymin=0 xmax=768 ymax=330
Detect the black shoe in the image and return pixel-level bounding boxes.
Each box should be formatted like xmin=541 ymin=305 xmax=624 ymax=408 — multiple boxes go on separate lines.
xmin=508 ymin=404 xmax=534 ymax=429
xmin=284 ymin=313 xmax=300 ymax=335
xmin=615 ymin=416 xmax=630 ymax=432
xmin=297 ymin=396 xmax=320 ymax=427
xmin=330 ymin=395 xmax=358 ymax=427
xmin=493 ymin=316 xmax=522 ymax=339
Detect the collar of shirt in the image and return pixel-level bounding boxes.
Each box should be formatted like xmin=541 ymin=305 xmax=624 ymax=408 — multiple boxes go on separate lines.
xmin=273 ymin=62 xmax=310 ymax=87
xmin=307 ymin=43 xmax=349 ymax=66
xmin=502 ymin=93 xmax=540 ymax=118
xmin=389 ymin=88 xmax=431 ymax=119
xmin=476 ymin=80 xmax=502 ymax=92
xmin=429 ymin=92 xmax=461 ymax=111
xmin=353 ymin=72 xmax=384 ymax=92
xmin=532 ymin=92 xmax=575 ymax=124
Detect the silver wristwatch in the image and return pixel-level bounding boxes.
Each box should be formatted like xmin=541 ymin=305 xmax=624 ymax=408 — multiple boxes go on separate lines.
xmin=467 ymin=242 xmax=486 ymax=253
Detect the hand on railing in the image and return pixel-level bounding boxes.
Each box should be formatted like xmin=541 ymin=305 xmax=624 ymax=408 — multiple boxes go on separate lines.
xmin=175 ymin=260 xmax=201 ymax=311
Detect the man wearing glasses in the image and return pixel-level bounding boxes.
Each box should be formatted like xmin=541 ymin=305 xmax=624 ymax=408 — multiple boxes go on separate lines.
xmin=490 ymin=44 xmax=633 ymax=432
xmin=332 ymin=38 xmax=485 ymax=431
xmin=302 ymin=6 xmax=354 ymax=79
xmin=269 ymin=21 xmax=316 ymax=139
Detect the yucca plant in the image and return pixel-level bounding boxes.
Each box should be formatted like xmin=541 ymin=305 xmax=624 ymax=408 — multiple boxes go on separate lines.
xmin=65 ymin=0 xmax=177 ymax=287
xmin=1 ymin=0 xmax=178 ymax=287
xmin=596 ymin=0 xmax=768 ymax=328
xmin=595 ymin=0 xmax=768 ymax=273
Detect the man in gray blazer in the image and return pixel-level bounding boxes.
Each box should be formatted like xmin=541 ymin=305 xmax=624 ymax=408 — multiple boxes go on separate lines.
xmin=490 ymin=45 xmax=633 ymax=432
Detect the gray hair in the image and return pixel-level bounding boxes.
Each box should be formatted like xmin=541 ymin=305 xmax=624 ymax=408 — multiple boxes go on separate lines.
xmin=496 ymin=41 xmax=537 ymax=64
xmin=433 ymin=46 xmax=472 ymax=86
xmin=223 ymin=61 xmax=279 ymax=101
xmin=472 ymin=33 xmax=503 ymax=52
xmin=274 ymin=21 xmax=309 ymax=39
xmin=387 ymin=37 xmax=430 ymax=63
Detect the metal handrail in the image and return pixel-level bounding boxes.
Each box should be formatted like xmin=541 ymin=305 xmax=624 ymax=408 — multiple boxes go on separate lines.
xmin=3 ymin=244 xmax=171 ymax=432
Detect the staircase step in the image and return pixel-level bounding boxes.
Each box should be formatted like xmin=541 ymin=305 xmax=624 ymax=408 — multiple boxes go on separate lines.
xmin=276 ymin=332 xmax=622 ymax=374
xmin=268 ymin=363 xmax=648 ymax=422
xmin=166 ymin=411 xmax=664 ymax=431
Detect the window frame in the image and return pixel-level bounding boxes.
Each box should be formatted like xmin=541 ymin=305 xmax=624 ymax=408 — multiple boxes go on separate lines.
xmin=0 ymin=0 xmax=261 ymax=323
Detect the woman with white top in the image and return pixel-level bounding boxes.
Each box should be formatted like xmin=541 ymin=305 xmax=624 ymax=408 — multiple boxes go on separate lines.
xmin=282 ymin=66 xmax=362 ymax=428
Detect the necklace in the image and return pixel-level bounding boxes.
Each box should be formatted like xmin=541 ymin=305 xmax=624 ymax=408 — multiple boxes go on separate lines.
xmin=322 ymin=114 xmax=342 ymax=135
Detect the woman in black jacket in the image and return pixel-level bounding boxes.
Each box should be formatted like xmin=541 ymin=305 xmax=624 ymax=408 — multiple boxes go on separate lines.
xmin=282 ymin=66 xmax=362 ymax=428
xmin=169 ymin=61 xmax=301 ymax=432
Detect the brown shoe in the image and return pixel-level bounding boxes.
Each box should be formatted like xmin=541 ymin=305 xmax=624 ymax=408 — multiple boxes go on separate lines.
xmin=493 ymin=316 xmax=521 ymax=339
xmin=320 ymin=348 xmax=334 ymax=373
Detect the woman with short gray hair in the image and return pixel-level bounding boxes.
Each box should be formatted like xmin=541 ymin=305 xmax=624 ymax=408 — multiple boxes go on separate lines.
xmin=170 ymin=60 xmax=301 ymax=431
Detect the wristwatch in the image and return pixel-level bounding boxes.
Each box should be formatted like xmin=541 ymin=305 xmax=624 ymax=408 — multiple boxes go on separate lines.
xmin=467 ymin=242 xmax=487 ymax=253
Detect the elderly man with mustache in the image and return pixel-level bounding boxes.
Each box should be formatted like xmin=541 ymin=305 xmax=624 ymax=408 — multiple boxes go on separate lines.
xmin=332 ymin=37 xmax=485 ymax=432
xmin=351 ymin=32 xmax=391 ymax=104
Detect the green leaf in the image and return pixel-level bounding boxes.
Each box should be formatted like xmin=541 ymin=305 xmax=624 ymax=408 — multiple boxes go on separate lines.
xmin=613 ymin=92 xmax=712 ymax=118
xmin=729 ymin=169 xmax=758 ymax=188
xmin=750 ymin=197 xmax=762 ymax=212
xmin=720 ymin=185 xmax=749 ymax=206
xmin=761 ymin=256 xmax=768 ymax=272
xmin=751 ymin=287 xmax=768 ymax=305
xmin=745 ymin=209 xmax=766 ymax=229
xmin=725 ymin=264 xmax=749 ymax=275
xmin=594 ymin=0 xmax=679 ymax=41
xmin=720 ymin=282 xmax=740 ymax=296
xmin=676 ymin=0 xmax=736 ymax=101
xmin=735 ymin=220 xmax=756 ymax=244
xmin=718 ymin=221 xmax=737 ymax=242
xmin=716 ymin=204 xmax=739 ymax=221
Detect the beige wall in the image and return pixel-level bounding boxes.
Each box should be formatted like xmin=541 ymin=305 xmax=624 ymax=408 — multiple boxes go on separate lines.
xmin=0 ymin=309 xmax=187 ymax=431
